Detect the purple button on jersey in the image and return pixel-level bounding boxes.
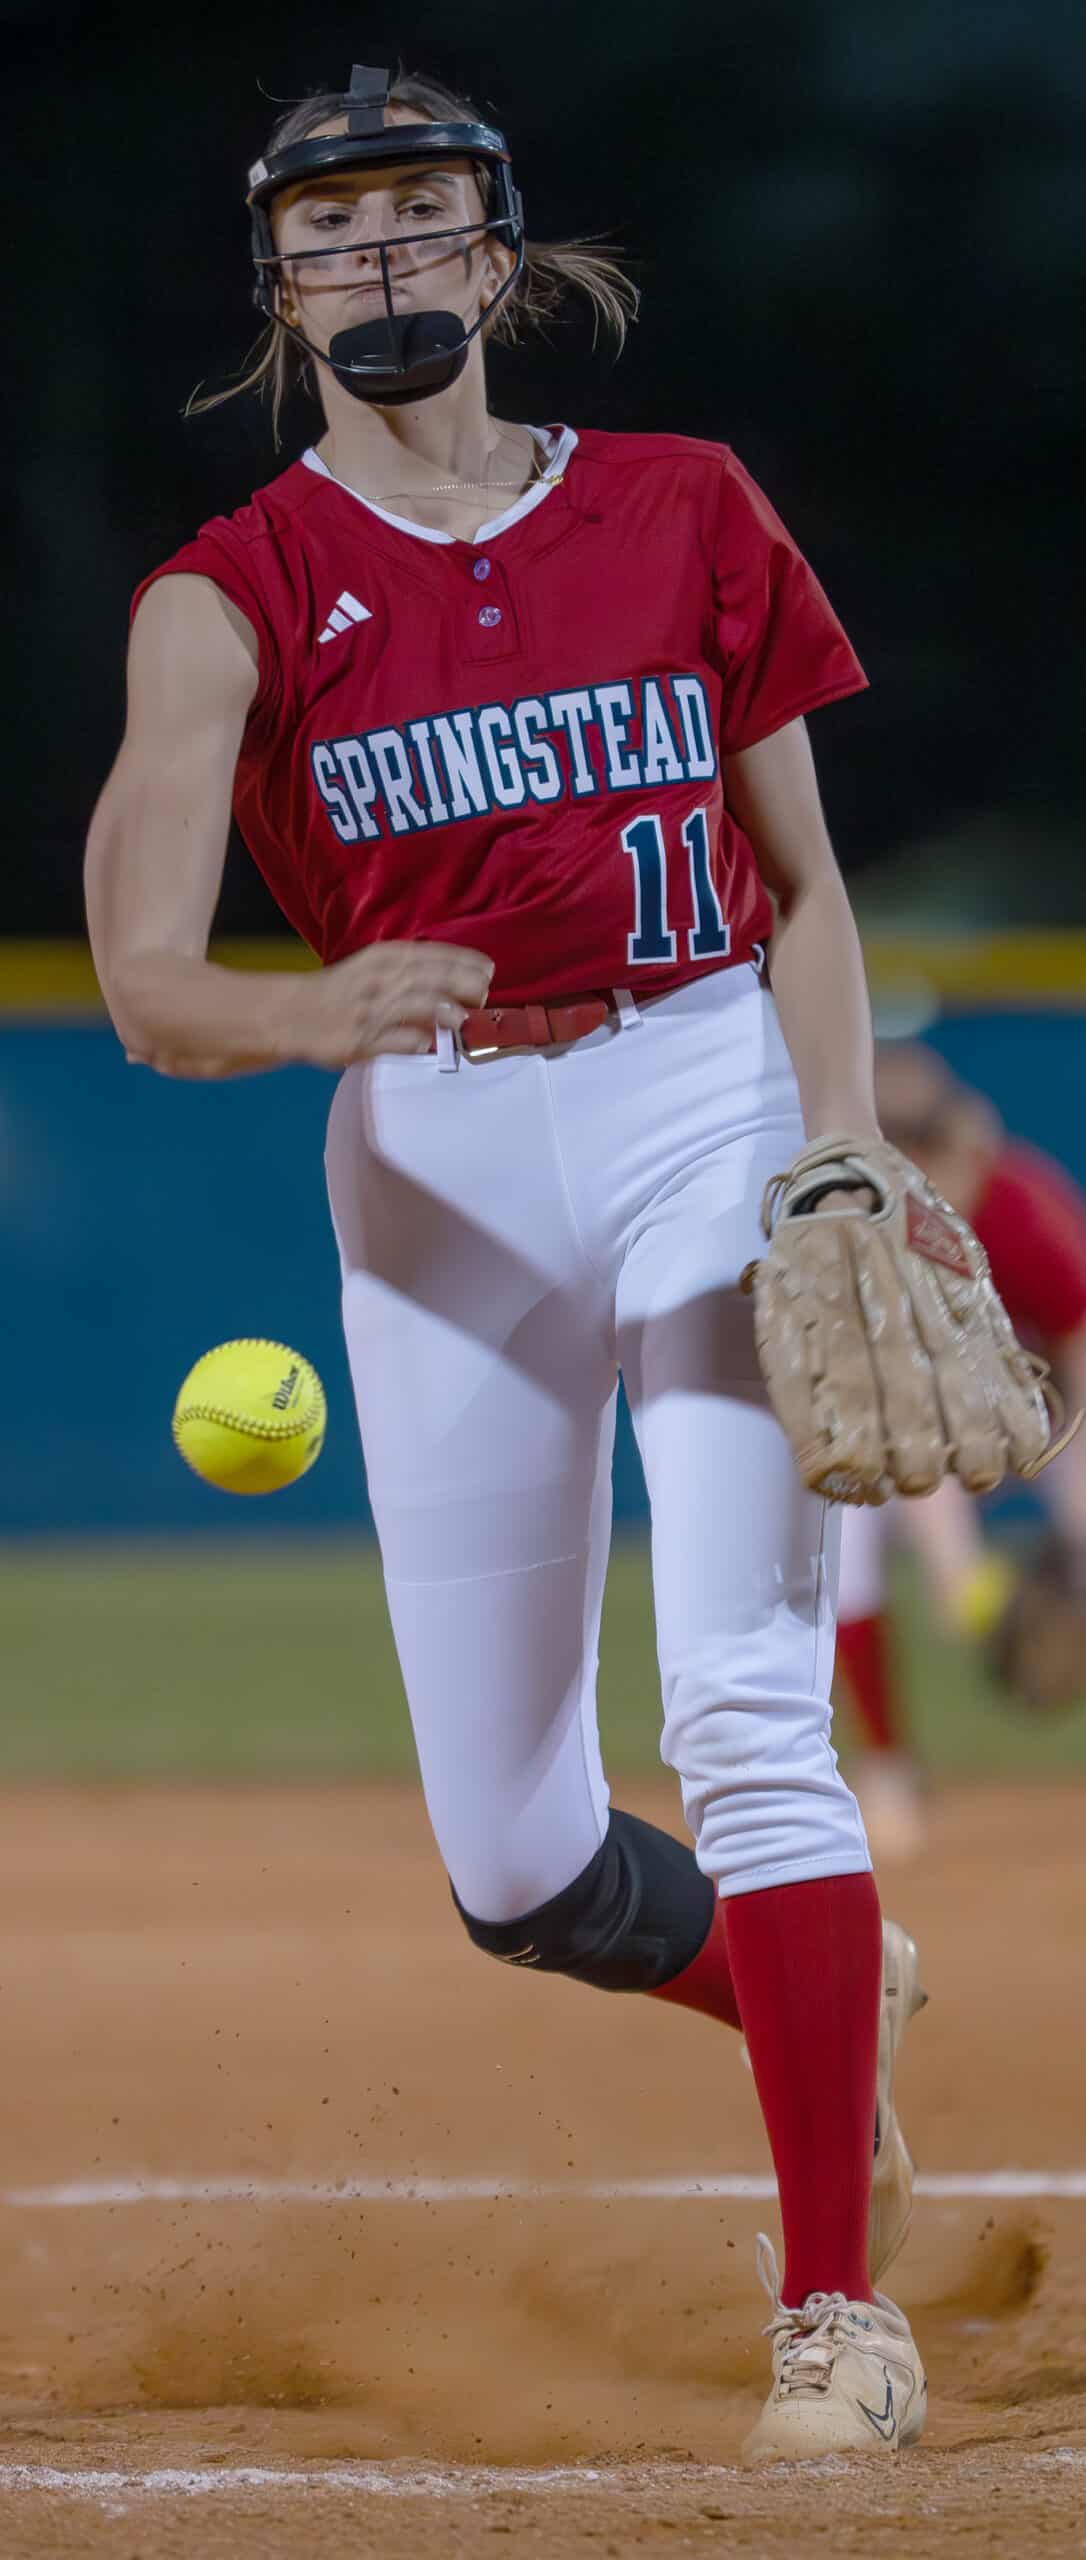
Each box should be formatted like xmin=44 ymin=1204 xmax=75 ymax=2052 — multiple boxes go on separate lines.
xmin=473 ymin=556 xmax=492 ymax=581
xmin=478 ymin=605 xmax=503 ymax=628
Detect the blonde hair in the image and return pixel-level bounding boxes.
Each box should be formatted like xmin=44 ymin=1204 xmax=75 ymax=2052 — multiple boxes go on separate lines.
xmin=189 ymin=69 xmax=639 ymax=443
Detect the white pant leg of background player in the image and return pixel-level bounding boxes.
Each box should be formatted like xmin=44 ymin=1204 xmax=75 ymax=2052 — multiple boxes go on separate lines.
xmin=325 ymin=1053 xmax=616 ymax=1923
xmin=897 ymin=1472 xmax=990 ymax=1617
xmin=836 ymin=1501 xmax=893 ymax=1625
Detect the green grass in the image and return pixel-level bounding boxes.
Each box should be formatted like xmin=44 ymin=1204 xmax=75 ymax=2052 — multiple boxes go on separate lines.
xmin=0 ymin=1535 xmax=1083 ymax=1781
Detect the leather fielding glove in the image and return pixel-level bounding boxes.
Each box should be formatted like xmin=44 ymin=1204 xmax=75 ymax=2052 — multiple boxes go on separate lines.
xmin=741 ymin=1133 xmax=1063 ymax=1506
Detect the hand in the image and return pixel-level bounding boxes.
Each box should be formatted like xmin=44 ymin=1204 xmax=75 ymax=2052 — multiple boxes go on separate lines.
xmin=289 ymin=940 xmax=495 ymax=1069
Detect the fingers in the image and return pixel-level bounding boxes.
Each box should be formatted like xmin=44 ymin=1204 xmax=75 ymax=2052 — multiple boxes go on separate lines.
xmin=316 ymin=940 xmax=496 ymax=1067
xmin=369 ymin=943 xmax=493 ymax=1049
xmin=332 ymin=939 xmax=493 ymax=1000
xmin=375 ymin=997 xmax=470 ymax=1054
xmin=378 ymin=1024 xmax=434 ymax=1056
xmin=407 ymin=943 xmax=494 ymax=1009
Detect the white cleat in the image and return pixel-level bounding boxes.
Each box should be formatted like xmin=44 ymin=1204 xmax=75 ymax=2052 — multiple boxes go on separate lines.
xmin=870 ymin=1918 xmax=927 ymax=2285
xmin=742 ymin=2234 xmax=927 ymax=2464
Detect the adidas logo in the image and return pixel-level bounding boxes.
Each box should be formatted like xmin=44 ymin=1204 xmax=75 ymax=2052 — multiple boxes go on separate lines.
xmin=317 ymin=591 xmax=373 ymax=645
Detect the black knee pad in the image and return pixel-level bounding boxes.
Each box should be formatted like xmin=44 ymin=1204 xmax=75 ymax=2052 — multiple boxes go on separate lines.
xmin=452 ymin=1809 xmax=714 ymax=1992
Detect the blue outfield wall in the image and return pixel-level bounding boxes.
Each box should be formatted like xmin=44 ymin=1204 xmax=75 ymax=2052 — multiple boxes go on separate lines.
xmin=2 ymin=1014 xmax=1084 ymax=1536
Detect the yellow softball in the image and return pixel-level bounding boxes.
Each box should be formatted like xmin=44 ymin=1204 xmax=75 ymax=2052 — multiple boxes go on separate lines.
xmin=172 ymin=1339 xmax=326 ymax=1495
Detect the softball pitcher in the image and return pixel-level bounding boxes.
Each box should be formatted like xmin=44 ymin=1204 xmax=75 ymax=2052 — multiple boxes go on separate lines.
xmin=84 ymin=62 xmax=939 ymax=2461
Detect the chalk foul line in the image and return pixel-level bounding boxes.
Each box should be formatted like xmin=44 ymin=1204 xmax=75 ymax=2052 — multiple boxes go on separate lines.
xmin=0 ymin=2461 xmax=664 ymax=2501
xmin=1 ymin=2452 xmax=1084 ymax=2501
xmin=2 ymin=2171 xmax=1086 ymax=2207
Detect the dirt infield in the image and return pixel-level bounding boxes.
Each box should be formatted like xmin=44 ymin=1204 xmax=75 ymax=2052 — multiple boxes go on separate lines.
xmin=0 ymin=1778 xmax=1084 ymax=2556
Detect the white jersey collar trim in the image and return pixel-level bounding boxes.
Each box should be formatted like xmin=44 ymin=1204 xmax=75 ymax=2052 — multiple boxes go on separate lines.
xmin=301 ymin=425 xmax=578 ymax=546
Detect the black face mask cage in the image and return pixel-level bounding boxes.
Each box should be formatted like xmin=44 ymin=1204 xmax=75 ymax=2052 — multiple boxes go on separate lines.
xmin=246 ymin=63 xmax=526 ymax=404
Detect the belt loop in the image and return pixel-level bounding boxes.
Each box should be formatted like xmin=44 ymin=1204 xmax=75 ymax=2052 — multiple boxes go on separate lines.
xmin=435 ymin=1024 xmax=460 ymax=1073
xmin=612 ymin=987 xmax=643 ymax=1033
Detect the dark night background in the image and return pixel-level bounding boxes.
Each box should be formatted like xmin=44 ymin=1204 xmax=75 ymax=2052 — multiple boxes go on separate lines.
xmin=12 ymin=0 xmax=1086 ymax=936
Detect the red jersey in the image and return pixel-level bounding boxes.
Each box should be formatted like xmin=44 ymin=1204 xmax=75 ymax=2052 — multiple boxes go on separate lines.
xmin=133 ymin=426 xmax=867 ymax=1003
xmin=972 ymin=1142 xmax=1086 ymax=1346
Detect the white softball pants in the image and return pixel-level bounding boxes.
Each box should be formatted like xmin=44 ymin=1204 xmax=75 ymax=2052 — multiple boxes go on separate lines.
xmin=325 ymin=965 xmax=870 ymax=1921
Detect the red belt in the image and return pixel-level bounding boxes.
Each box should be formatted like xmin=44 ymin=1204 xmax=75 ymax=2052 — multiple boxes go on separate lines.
xmin=429 ymin=993 xmax=618 ymax=1059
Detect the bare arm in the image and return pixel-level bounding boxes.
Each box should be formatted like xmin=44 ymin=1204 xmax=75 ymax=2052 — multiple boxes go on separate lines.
xmin=86 ymin=575 xmax=493 ymax=1079
xmin=722 ymin=717 xmax=879 ymax=1140
xmin=85 ymin=574 xmax=300 ymax=1076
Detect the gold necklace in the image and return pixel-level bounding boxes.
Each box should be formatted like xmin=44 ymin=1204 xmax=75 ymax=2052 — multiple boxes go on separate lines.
xmin=325 ymin=434 xmax=559 ymax=506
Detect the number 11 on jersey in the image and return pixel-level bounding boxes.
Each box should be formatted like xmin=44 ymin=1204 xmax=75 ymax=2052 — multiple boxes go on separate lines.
xmin=622 ymin=807 xmax=731 ymax=965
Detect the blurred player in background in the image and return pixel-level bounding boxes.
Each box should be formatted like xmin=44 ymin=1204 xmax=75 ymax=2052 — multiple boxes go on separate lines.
xmin=838 ymin=1041 xmax=1086 ymax=1860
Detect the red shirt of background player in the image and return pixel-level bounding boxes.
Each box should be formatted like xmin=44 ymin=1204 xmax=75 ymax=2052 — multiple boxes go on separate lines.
xmin=132 ymin=433 xmax=866 ymax=1004
xmin=972 ymin=1142 xmax=1086 ymax=1347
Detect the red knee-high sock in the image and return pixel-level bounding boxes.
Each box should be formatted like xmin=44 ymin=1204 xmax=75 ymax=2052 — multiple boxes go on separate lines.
xmin=648 ymin=1892 xmax=742 ymax=2028
xmin=835 ymin=1611 xmax=902 ymax=1754
xmin=724 ymin=1872 xmax=882 ymax=2306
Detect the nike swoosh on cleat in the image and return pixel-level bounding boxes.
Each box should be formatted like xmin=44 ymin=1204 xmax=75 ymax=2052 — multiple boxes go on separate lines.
xmin=858 ymin=2373 xmax=896 ymax=2440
